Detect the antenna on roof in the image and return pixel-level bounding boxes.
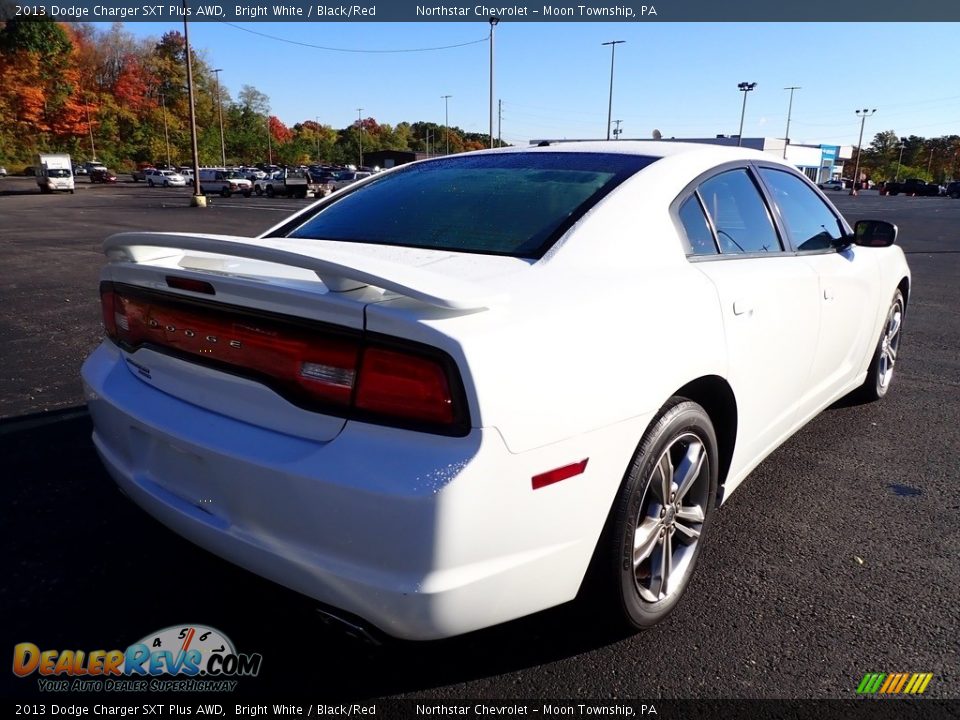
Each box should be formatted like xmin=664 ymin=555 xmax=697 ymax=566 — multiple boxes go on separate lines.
xmin=652 ymin=129 xmax=662 ymax=140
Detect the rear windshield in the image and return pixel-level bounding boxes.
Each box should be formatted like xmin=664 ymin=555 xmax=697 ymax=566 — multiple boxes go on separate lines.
xmin=284 ymin=152 xmax=656 ymax=258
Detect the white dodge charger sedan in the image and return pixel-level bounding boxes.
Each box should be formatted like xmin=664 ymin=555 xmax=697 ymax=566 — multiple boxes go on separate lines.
xmin=81 ymin=142 xmax=909 ymax=640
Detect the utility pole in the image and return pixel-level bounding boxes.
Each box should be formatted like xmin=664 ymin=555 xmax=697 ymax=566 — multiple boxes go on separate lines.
xmin=488 ymin=17 xmax=499 ymax=148
xmin=266 ymin=115 xmax=272 ymax=165
xmin=895 ymin=137 xmax=906 ymax=182
xmin=737 ymin=82 xmax=757 ymax=147
xmin=160 ymin=92 xmax=171 ymax=167
xmin=851 ymin=108 xmax=876 ymax=196
xmin=315 ymin=116 xmax=321 ymax=162
xmin=357 ymin=107 xmax=363 ymax=168
xmin=498 ymin=99 xmax=502 ymax=148
xmin=927 ymin=147 xmax=934 ymax=176
xmin=213 ymin=68 xmax=226 ymax=168
xmin=441 ymin=95 xmax=452 ymax=155
xmin=84 ymin=92 xmax=97 ymax=161
xmin=783 ymin=86 xmax=801 ymax=159
xmin=183 ymin=0 xmax=203 ymax=204
xmin=602 ymin=40 xmax=625 ymax=140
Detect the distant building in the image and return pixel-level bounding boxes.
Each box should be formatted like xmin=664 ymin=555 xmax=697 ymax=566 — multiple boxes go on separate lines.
xmin=529 ymin=136 xmax=854 ymax=184
xmin=362 ymin=150 xmax=442 ymax=169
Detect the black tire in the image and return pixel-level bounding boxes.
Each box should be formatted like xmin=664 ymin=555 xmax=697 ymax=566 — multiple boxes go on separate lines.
xmin=296 ymin=189 xmax=307 ymax=199
xmin=265 ymin=185 xmax=275 ymax=198
xmin=147 ymin=179 xmax=154 ymax=187
xmin=587 ymin=398 xmax=718 ymax=631
xmin=951 ymin=192 xmax=960 ymax=199
xmin=856 ymin=289 xmax=905 ymax=402
xmin=255 ymin=186 xmax=263 ymax=196
xmin=221 ymin=187 xmax=231 ymax=198
xmin=243 ymin=190 xmax=251 ymax=198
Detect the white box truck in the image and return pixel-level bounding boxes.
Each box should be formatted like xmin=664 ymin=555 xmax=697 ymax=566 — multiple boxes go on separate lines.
xmin=36 ymin=153 xmax=75 ymax=194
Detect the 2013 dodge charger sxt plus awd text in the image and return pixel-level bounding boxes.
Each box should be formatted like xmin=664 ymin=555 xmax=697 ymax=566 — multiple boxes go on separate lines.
xmin=81 ymin=142 xmax=910 ymax=640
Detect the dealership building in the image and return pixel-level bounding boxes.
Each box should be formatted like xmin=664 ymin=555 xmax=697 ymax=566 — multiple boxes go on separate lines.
xmin=529 ymin=136 xmax=854 ymax=184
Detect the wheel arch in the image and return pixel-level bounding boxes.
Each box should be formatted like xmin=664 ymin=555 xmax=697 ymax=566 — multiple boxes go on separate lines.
xmin=672 ymin=375 xmax=738 ymax=508
xmin=897 ymin=276 xmax=910 ymax=310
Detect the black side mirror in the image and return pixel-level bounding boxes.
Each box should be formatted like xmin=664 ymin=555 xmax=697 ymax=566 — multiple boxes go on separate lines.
xmin=854 ymin=219 xmax=898 ymax=248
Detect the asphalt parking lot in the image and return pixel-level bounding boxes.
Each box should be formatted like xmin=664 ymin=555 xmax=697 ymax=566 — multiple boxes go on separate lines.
xmin=1 ymin=177 xmax=958 ymax=701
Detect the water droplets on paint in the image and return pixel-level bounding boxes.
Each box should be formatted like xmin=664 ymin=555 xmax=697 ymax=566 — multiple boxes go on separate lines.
xmin=413 ymin=460 xmax=470 ymax=493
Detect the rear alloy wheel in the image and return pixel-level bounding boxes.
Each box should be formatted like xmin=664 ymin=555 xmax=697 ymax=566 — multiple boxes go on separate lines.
xmin=859 ymin=289 xmax=905 ymax=401
xmin=147 ymin=179 xmax=154 ymax=187
xmin=597 ymin=399 xmax=718 ymax=630
xmin=265 ymin=185 xmax=275 ymax=198
xmin=255 ymin=186 xmax=263 ymax=196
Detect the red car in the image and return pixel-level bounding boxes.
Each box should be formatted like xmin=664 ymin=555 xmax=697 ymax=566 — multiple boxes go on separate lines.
xmin=90 ymin=168 xmax=118 ymax=183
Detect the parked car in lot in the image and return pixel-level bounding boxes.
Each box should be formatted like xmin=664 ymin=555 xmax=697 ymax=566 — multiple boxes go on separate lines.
xmin=131 ymin=165 xmax=153 ymax=182
xmin=885 ymin=178 xmax=940 ymax=196
xmin=199 ymin=168 xmax=252 ymax=197
xmin=946 ymin=181 xmax=960 ymax=199
xmin=0 ymin=166 xmax=7 ymax=177
xmin=89 ymin=168 xmax=118 ymax=184
xmin=145 ymin=169 xmax=186 ymax=187
xmin=818 ymin=179 xmax=844 ymax=191
xmin=330 ymin=170 xmax=372 ymax=191
xmin=254 ymin=169 xmax=310 ymax=198
xmin=82 ymin=142 xmax=910 ymax=641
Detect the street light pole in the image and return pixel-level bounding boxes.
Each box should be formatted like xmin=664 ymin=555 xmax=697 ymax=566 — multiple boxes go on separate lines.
xmin=441 ymin=94 xmax=452 ymax=155
xmin=602 ymin=40 xmax=625 ymax=140
xmin=851 ymin=108 xmax=876 ymax=196
xmin=895 ymin=136 xmax=906 ymax=182
xmin=488 ymin=17 xmax=498 ymax=148
xmin=783 ymin=86 xmax=800 ymax=159
xmin=737 ymin=82 xmax=757 ymax=147
xmin=182 ymin=0 xmax=203 ymax=203
xmin=160 ymin=92 xmax=171 ymax=167
xmin=212 ymin=68 xmax=226 ymax=168
xmin=266 ymin=115 xmax=272 ymax=165
xmin=357 ymin=107 xmax=363 ymax=168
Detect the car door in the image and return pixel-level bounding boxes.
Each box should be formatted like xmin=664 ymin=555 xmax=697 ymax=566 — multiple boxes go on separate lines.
xmin=755 ymin=166 xmax=880 ymax=409
xmin=676 ymin=166 xmax=821 ymax=482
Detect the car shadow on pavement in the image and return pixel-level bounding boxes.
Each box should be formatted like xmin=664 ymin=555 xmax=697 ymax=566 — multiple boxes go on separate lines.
xmin=1 ymin=409 xmax=633 ymax=699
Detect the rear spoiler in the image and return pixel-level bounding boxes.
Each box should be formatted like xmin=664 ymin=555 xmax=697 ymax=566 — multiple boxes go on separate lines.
xmin=104 ymin=232 xmax=499 ymax=311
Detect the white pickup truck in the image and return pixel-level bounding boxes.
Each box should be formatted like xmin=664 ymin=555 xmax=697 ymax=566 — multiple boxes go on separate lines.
xmin=254 ymin=169 xmax=310 ymax=199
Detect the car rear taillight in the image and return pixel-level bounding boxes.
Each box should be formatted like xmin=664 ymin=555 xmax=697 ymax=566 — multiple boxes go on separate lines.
xmin=356 ymin=348 xmax=454 ymax=425
xmin=98 ymin=282 xmax=467 ymax=434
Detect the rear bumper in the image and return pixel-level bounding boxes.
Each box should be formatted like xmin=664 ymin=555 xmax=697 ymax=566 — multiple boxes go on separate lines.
xmin=81 ymin=342 xmax=639 ymax=639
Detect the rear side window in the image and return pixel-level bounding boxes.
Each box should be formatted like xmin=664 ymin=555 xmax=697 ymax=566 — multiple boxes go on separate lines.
xmin=698 ymin=169 xmax=782 ymax=254
xmin=678 ymin=196 xmax=717 ymax=256
xmin=758 ymin=168 xmax=845 ymax=251
xmin=285 ymin=152 xmax=657 ymax=258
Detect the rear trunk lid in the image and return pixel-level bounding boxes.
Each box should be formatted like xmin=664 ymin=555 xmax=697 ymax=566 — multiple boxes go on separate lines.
xmin=100 ymin=232 xmax=518 ymax=441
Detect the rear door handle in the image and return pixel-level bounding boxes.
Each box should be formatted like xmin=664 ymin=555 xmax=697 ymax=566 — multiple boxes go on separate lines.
xmin=733 ymin=299 xmax=753 ymax=316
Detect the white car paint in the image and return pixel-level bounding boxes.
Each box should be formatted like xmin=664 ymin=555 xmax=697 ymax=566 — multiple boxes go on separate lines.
xmin=81 ymin=141 xmax=910 ymax=640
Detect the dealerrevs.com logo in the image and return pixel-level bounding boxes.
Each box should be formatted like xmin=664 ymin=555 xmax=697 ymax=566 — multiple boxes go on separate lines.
xmin=13 ymin=625 xmax=262 ymax=692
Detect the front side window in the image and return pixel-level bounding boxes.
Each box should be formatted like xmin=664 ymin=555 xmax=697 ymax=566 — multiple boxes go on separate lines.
xmin=285 ymin=152 xmax=657 ymax=258
xmin=758 ymin=168 xmax=845 ymax=251
xmin=698 ymin=169 xmax=782 ymax=254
